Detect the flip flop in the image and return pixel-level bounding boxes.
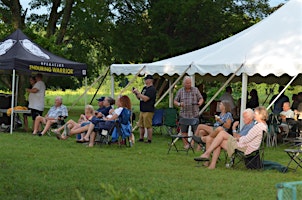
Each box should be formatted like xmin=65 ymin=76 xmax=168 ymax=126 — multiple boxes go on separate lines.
xmin=194 ymin=157 xmax=210 ymax=161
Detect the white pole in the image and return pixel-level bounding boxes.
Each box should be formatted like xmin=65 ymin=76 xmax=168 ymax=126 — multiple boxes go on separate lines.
xmin=84 ymin=76 xmax=87 ymax=106
xmin=267 ymin=74 xmax=298 ymax=110
xmin=111 ymin=75 xmax=115 ymax=98
xmin=15 ymin=75 xmax=19 ymax=107
xmin=169 ymin=78 xmax=173 ymax=108
xmin=199 ymin=63 xmax=244 ymax=115
xmin=240 ymin=73 xmax=248 ymax=130
xmin=10 ymin=70 xmax=16 ymax=134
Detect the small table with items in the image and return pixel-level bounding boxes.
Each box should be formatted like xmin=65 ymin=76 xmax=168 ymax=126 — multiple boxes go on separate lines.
xmin=0 ymin=109 xmax=31 ymax=131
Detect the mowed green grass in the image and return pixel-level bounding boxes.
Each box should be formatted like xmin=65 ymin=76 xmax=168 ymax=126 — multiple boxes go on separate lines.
xmin=0 ymin=124 xmax=301 ymax=200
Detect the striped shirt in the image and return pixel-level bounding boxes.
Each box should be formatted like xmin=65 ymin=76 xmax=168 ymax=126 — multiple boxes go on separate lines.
xmin=237 ymin=122 xmax=267 ymax=155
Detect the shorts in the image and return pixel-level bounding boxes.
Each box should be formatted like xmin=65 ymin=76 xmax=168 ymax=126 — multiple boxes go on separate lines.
xmin=30 ymin=109 xmax=43 ymax=120
xmin=180 ymin=121 xmax=198 ymax=133
xmin=138 ymin=112 xmax=154 ymax=129
xmin=226 ymin=136 xmax=246 ymax=157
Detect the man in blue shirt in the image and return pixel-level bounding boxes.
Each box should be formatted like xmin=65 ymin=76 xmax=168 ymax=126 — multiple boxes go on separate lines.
xmin=232 ymin=108 xmax=255 ymax=138
xmin=32 ymin=96 xmax=68 ymax=136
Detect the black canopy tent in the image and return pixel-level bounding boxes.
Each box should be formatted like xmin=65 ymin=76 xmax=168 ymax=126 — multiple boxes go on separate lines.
xmin=0 ymin=29 xmax=87 ymax=133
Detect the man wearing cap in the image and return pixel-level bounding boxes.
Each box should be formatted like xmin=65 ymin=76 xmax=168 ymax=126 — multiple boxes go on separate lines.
xmin=133 ymin=75 xmax=156 ymax=143
xmin=95 ymin=96 xmax=111 ymax=118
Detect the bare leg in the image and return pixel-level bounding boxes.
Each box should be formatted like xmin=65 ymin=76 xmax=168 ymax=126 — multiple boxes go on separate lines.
xmin=41 ymin=119 xmax=56 ymax=135
xmin=33 ymin=116 xmax=45 ymax=134
xmin=139 ymin=127 xmax=145 ymax=140
xmin=23 ymin=114 xmax=29 ymax=132
xmin=88 ymin=131 xmax=96 ymax=147
xmin=200 ymin=131 xmax=230 ymax=158
xmin=147 ymin=128 xmax=152 ymax=141
xmin=83 ymin=123 xmax=95 ymax=141
xmin=208 ymin=146 xmax=221 ymax=169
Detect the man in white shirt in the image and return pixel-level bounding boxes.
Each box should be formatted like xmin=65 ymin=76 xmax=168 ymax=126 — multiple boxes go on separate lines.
xmin=26 ymin=73 xmax=46 ymax=125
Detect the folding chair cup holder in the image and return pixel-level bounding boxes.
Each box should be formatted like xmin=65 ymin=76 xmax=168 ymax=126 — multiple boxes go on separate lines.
xmin=168 ymin=118 xmax=199 ymax=155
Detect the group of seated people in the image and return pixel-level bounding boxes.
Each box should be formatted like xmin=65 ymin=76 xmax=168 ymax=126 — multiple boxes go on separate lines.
xmin=32 ymin=95 xmax=133 ymax=147
xmin=192 ymin=105 xmax=268 ymax=169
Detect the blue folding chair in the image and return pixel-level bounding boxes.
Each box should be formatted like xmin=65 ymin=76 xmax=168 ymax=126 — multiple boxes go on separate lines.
xmin=152 ymin=109 xmax=164 ymax=134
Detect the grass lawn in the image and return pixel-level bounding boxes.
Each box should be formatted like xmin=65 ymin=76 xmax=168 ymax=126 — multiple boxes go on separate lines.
xmin=0 ymin=112 xmax=301 ymax=199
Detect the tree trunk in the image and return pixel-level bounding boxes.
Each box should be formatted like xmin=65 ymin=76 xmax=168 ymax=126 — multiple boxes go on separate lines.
xmin=56 ymin=0 xmax=74 ymax=44
xmin=46 ymin=0 xmax=62 ymax=37
xmin=2 ymin=0 xmax=25 ymax=29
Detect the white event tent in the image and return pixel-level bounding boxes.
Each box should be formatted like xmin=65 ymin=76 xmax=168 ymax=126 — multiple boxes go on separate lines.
xmin=111 ymin=0 xmax=302 ymax=116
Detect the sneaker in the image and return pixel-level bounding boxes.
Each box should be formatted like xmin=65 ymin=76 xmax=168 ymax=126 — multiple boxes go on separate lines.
xmin=137 ymin=138 xmax=144 ymax=142
xmin=144 ymin=140 xmax=151 ymax=144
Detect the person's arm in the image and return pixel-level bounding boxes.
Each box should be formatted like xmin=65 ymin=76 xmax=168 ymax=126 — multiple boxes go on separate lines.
xmin=26 ymin=87 xmax=39 ymax=93
xmin=174 ymin=90 xmax=182 ymax=107
xmin=136 ymin=92 xmax=150 ymax=102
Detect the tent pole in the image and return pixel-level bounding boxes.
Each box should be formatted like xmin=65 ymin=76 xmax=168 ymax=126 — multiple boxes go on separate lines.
xmin=111 ymin=74 xmax=115 ymax=98
xmin=267 ymin=74 xmax=298 ymax=110
xmin=119 ymin=66 xmax=146 ymax=96
xmin=10 ymin=70 xmax=16 ymax=134
xmin=68 ymin=72 xmax=107 ymax=111
xmin=240 ymin=73 xmax=248 ymax=129
xmin=15 ymin=75 xmax=19 ymax=107
xmin=199 ymin=63 xmax=244 ymax=116
xmin=90 ymin=67 xmax=110 ymax=104
xmin=169 ymin=78 xmax=173 ymax=108
xmin=84 ymin=77 xmax=87 ymax=106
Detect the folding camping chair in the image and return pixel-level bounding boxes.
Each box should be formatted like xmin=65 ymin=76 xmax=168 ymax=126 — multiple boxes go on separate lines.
xmin=152 ymin=109 xmax=164 ymax=134
xmin=227 ymin=131 xmax=267 ymax=170
xmin=98 ymin=108 xmax=132 ymax=147
xmin=168 ymin=118 xmax=199 ymax=155
xmin=46 ymin=116 xmax=67 ymax=136
xmin=163 ymin=108 xmax=178 ymax=135
xmin=283 ymin=142 xmax=302 ymax=172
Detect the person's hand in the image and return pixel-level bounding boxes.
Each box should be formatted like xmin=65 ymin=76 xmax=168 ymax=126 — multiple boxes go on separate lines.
xmin=132 ymin=88 xmax=139 ymax=95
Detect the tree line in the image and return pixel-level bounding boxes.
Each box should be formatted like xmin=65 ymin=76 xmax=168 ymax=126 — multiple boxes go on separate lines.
xmin=0 ymin=0 xmax=284 ymax=104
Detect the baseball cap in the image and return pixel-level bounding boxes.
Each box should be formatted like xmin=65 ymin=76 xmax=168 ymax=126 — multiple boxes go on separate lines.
xmin=144 ymin=75 xmax=153 ymax=80
xmin=96 ymin=97 xmax=105 ymax=102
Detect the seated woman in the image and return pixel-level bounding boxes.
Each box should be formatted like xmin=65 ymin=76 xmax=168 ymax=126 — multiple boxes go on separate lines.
xmin=55 ymin=97 xmax=115 ymax=141
xmin=54 ymin=104 xmax=94 ymax=138
xmin=193 ymin=100 xmax=233 ymax=150
xmin=83 ymin=95 xmax=132 ymax=147
xmin=196 ymin=106 xmax=268 ymax=169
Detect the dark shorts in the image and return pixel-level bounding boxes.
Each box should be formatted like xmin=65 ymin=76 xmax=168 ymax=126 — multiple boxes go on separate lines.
xmin=31 ymin=109 xmax=43 ymax=120
xmin=94 ymin=121 xmax=115 ymax=131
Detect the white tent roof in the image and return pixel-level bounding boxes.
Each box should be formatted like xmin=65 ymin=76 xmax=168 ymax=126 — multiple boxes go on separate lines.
xmin=111 ymin=0 xmax=302 ymax=82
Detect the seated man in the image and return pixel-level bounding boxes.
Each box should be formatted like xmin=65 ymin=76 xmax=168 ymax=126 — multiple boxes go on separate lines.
xmin=279 ymin=102 xmax=297 ymax=135
xmin=32 ymin=96 xmax=68 ymax=136
xmin=195 ymin=106 xmax=268 ymax=169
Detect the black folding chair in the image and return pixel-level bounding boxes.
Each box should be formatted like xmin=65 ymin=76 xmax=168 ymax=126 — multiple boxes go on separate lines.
xmin=168 ymin=118 xmax=199 ymax=155
xmin=283 ymin=142 xmax=302 ymax=172
xmin=228 ymin=131 xmax=267 ymax=170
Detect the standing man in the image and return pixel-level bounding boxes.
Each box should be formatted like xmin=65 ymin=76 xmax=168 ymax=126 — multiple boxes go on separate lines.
xmin=174 ymin=76 xmax=204 ymax=149
xmin=133 ymin=75 xmax=156 ymax=143
xmin=26 ymin=73 xmax=46 ymax=128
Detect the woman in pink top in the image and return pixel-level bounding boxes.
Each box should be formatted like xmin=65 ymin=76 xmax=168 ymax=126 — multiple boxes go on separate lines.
xmin=196 ymin=106 xmax=268 ymax=169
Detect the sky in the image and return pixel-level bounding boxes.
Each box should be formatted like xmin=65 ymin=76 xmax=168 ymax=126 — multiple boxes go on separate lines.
xmin=19 ymin=0 xmax=288 ymax=15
